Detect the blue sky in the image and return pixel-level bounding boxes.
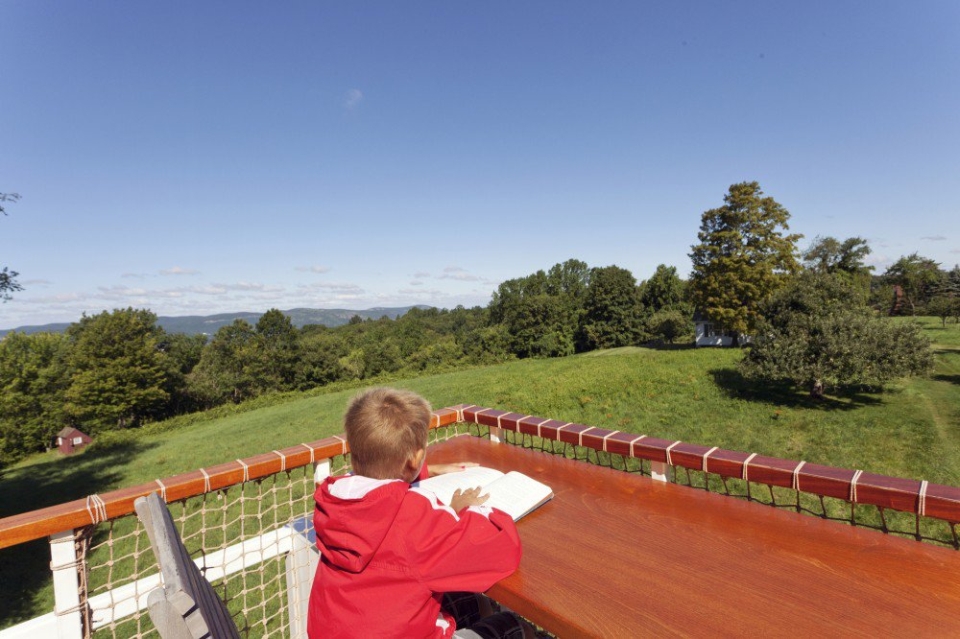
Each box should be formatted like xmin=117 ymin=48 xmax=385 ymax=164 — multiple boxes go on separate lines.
xmin=2 ymin=2 xmax=958 ymax=330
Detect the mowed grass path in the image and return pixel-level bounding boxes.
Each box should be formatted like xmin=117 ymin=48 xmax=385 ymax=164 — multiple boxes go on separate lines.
xmin=1 ymin=318 xmax=959 ymax=628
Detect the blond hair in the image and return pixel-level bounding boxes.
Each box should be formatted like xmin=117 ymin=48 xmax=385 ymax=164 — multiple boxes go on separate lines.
xmin=344 ymin=387 xmax=431 ymax=479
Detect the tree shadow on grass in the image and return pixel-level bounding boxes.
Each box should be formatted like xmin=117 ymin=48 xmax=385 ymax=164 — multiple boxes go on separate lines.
xmin=0 ymin=438 xmax=158 ymax=629
xmin=709 ymin=368 xmax=883 ymax=410
xmin=933 ymin=374 xmax=960 ymax=386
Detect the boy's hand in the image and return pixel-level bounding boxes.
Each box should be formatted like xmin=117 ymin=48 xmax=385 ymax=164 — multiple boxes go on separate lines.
xmin=429 ymin=462 xmax=478 ymax=477
xmin=449 ymin=486 xmax=490 ymax=512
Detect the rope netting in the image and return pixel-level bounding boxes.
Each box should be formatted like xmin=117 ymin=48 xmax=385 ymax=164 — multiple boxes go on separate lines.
xmin=60 ymin=424 xmax=479 ymax=638
xmin=7 ymin=414 xmax=956 ymax=638
xmin=75 ymin=456 xmax=347 ymax=638
xmin=495 ymin=427 xmax=960 ymax=549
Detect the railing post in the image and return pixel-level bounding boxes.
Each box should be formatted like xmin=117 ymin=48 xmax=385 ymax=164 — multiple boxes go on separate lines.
xmin=313 ymin=460 xmax=331 ymax=485
xmin=490 ymin=426 xmax=503 ymax=444
xmin=49 ymin=529 xmax=84 ymax=639
xmin=650 ymin=462 xmax=669 ymax=482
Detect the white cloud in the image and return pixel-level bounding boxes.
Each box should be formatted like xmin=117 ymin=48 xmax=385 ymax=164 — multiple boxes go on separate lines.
xmin=438 ymin=266 xmax=482 ymax=282
xmin=921 ymin=235 xmax=947 ymax=241
xmin=297 ymin=281 xmax=365 ymax=294
xmin=161 ymin=266 xmax=200 ymax=276
xmin=414 ymin=271 xmax=431 ymax=278
xmin=295 ymin=265 xmax=331 ymax=273
xmin=344 ymin=89 xmax=363 ymax=109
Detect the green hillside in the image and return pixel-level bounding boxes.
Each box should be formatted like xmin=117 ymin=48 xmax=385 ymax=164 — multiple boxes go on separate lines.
xmin=1 ymin=317 xmax=958 ymax=628
xmin=4 ymin=318 xmax=958 ymax=519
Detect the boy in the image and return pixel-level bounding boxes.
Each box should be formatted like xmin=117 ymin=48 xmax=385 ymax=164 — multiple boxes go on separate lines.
xmin=307 ymin=387 xmax=527 ymax=638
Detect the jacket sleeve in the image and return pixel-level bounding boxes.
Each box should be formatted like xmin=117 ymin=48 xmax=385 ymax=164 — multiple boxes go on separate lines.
xmin=404 ymin=489 xmax=522 ymax=594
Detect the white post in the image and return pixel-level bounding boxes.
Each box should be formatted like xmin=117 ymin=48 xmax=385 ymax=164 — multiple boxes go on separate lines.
xmin=489 ymin=426 xmax=503 ymax=444
xmin=313 ymin=459 xmax=331 ymax=485
xmin=650 ymin=461 xmax=669 ymax=482
xmin=49 ymin=529 xmax=84 ymax=639
xmin=285 ymin=517 xmax=319 ymax=639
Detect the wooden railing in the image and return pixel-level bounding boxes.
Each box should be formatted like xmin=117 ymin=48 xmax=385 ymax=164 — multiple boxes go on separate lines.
xmin=1 ymin=403 xmax=959 ymax=638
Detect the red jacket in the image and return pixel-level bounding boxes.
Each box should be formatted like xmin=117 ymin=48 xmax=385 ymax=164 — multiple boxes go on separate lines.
xmin=307 ymin=474 xmax=522 ymax=638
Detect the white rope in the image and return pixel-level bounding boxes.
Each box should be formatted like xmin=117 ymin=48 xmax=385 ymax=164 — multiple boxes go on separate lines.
xmin=301 ymin=443 xmax=316 ymax=463
xmin=850 ymin=469 xmax=864 ymax=503
xmin=474 ymin=408 xmax=494 ymax=423
xmin=627 ymin=434 xmax=648 ymax=458
xmin=702 ymin=446 xmax=719 ymax=473
xmin=272 ymin=450 xmax=287 ymax=472
xmin=333 ymin=435 xmax=347 ymax=455
xmin=918 ymin=480 xmax=929 ymax=517
xmin=515 ymin=415 xmax=531 ymax=432
xmin=578 ymin=427 xmax=596 ymax=447
xmin=200 ymin=468 xmax=212 ymax=493
xmin=792 ymin=461 xmax=806 ymax=492
xmin=155 ymin=479 xmax=167 ymax=502
xmin=665 ymin=440 xmax=682 ymax=466
xmin=602 ymin=430 xmax=621 ymax=452
xmin=554 ymin=422 xmax=572 ymax=440
xmin=742 ymin=453 xmax=758 ymax=481
xmin=237 ymin=459 xmax=250 ymax=483
xmin=85 ymin=494 xmax=108 ymax=525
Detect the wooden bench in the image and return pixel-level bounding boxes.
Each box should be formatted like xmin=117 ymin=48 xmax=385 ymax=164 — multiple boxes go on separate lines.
xmin=134 ymin=492 xmax=241 ymax=639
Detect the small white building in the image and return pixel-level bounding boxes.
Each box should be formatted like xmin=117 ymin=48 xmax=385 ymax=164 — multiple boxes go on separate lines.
xmin=693 ymin=312 xmax=746 ymax=347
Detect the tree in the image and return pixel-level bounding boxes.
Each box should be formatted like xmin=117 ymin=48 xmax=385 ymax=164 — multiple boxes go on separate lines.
xmin=927 ymin=296 xmax=956 ymax=328
xmin=1 ymin=192 xmax=23 ymax=301
xmin=578 ymin=265 xmax=645 ymax=350
xmin=252 ymin=309 xmax=300 ymax=391
xmin=188 ymin=319 xmax=258 ymax=405
xmin=882 ymin=253 xmax=943 ymax=315
xmin=802 ymin=236 xmax=872 ymax=276
xmin=489 ymin=260 xmax=587 ymax=358
xmin=645 ymin=309 xmax=693 ymax=344
xmin=638 ymin=264 xmax=687 ymax=313
xmin=157 ymin=331 xmax=207 ymax=413
xmin=63 ymin=308 xmax=173 ymax=431
xmin=0 ymin=331 xmax=70 ymax=465
xmin=740 ymin=272 xmax=933 ymax=399
xmin=689 ymin=182 xmax=802 ymax=338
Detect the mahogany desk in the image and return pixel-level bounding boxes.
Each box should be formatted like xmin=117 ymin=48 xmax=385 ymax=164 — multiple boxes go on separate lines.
xmin=427 ymin=436 xmax=960 ymax=638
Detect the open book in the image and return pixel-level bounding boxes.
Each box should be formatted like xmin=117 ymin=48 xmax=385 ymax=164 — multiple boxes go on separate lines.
xmin=416 ymin=466 xmax=554 ymax=521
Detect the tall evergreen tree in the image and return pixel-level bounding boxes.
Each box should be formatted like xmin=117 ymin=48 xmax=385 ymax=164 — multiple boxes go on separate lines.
xmin=689 ymin=181 xmax=802 ymax=337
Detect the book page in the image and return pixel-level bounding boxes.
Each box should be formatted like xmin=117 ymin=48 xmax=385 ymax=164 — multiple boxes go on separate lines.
xmin=415 ymin=466 xmax=505 ymax=506
xmin=483 ymin=471 xmax=554 ymax=521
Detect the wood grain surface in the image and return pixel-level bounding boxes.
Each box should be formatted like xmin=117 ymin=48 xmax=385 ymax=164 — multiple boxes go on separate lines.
xmin=427 ymin=435 xmax=960 ymax=638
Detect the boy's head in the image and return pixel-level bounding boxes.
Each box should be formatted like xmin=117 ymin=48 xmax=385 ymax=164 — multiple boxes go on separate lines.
xmin=344 ymin=387 xmax=431 ymax=480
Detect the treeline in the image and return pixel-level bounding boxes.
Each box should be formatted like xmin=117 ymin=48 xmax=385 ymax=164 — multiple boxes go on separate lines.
xmin=0 ymin=259 xmax=692 ymax=466
xmin=3 ymin=244 xmax=958 ymax=466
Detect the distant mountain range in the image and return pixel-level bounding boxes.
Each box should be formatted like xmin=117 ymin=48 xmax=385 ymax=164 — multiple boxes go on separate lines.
xmin=0 ymin=306 xmax=432 ymax=337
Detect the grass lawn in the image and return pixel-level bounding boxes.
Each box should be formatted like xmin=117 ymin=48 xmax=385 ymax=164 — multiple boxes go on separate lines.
xmin=1 ymin=316 xmax=958 ymax=628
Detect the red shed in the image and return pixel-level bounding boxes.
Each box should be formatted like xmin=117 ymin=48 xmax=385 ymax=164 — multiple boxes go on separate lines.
xmin=55 ymin=427 xmax=93 ymax=455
